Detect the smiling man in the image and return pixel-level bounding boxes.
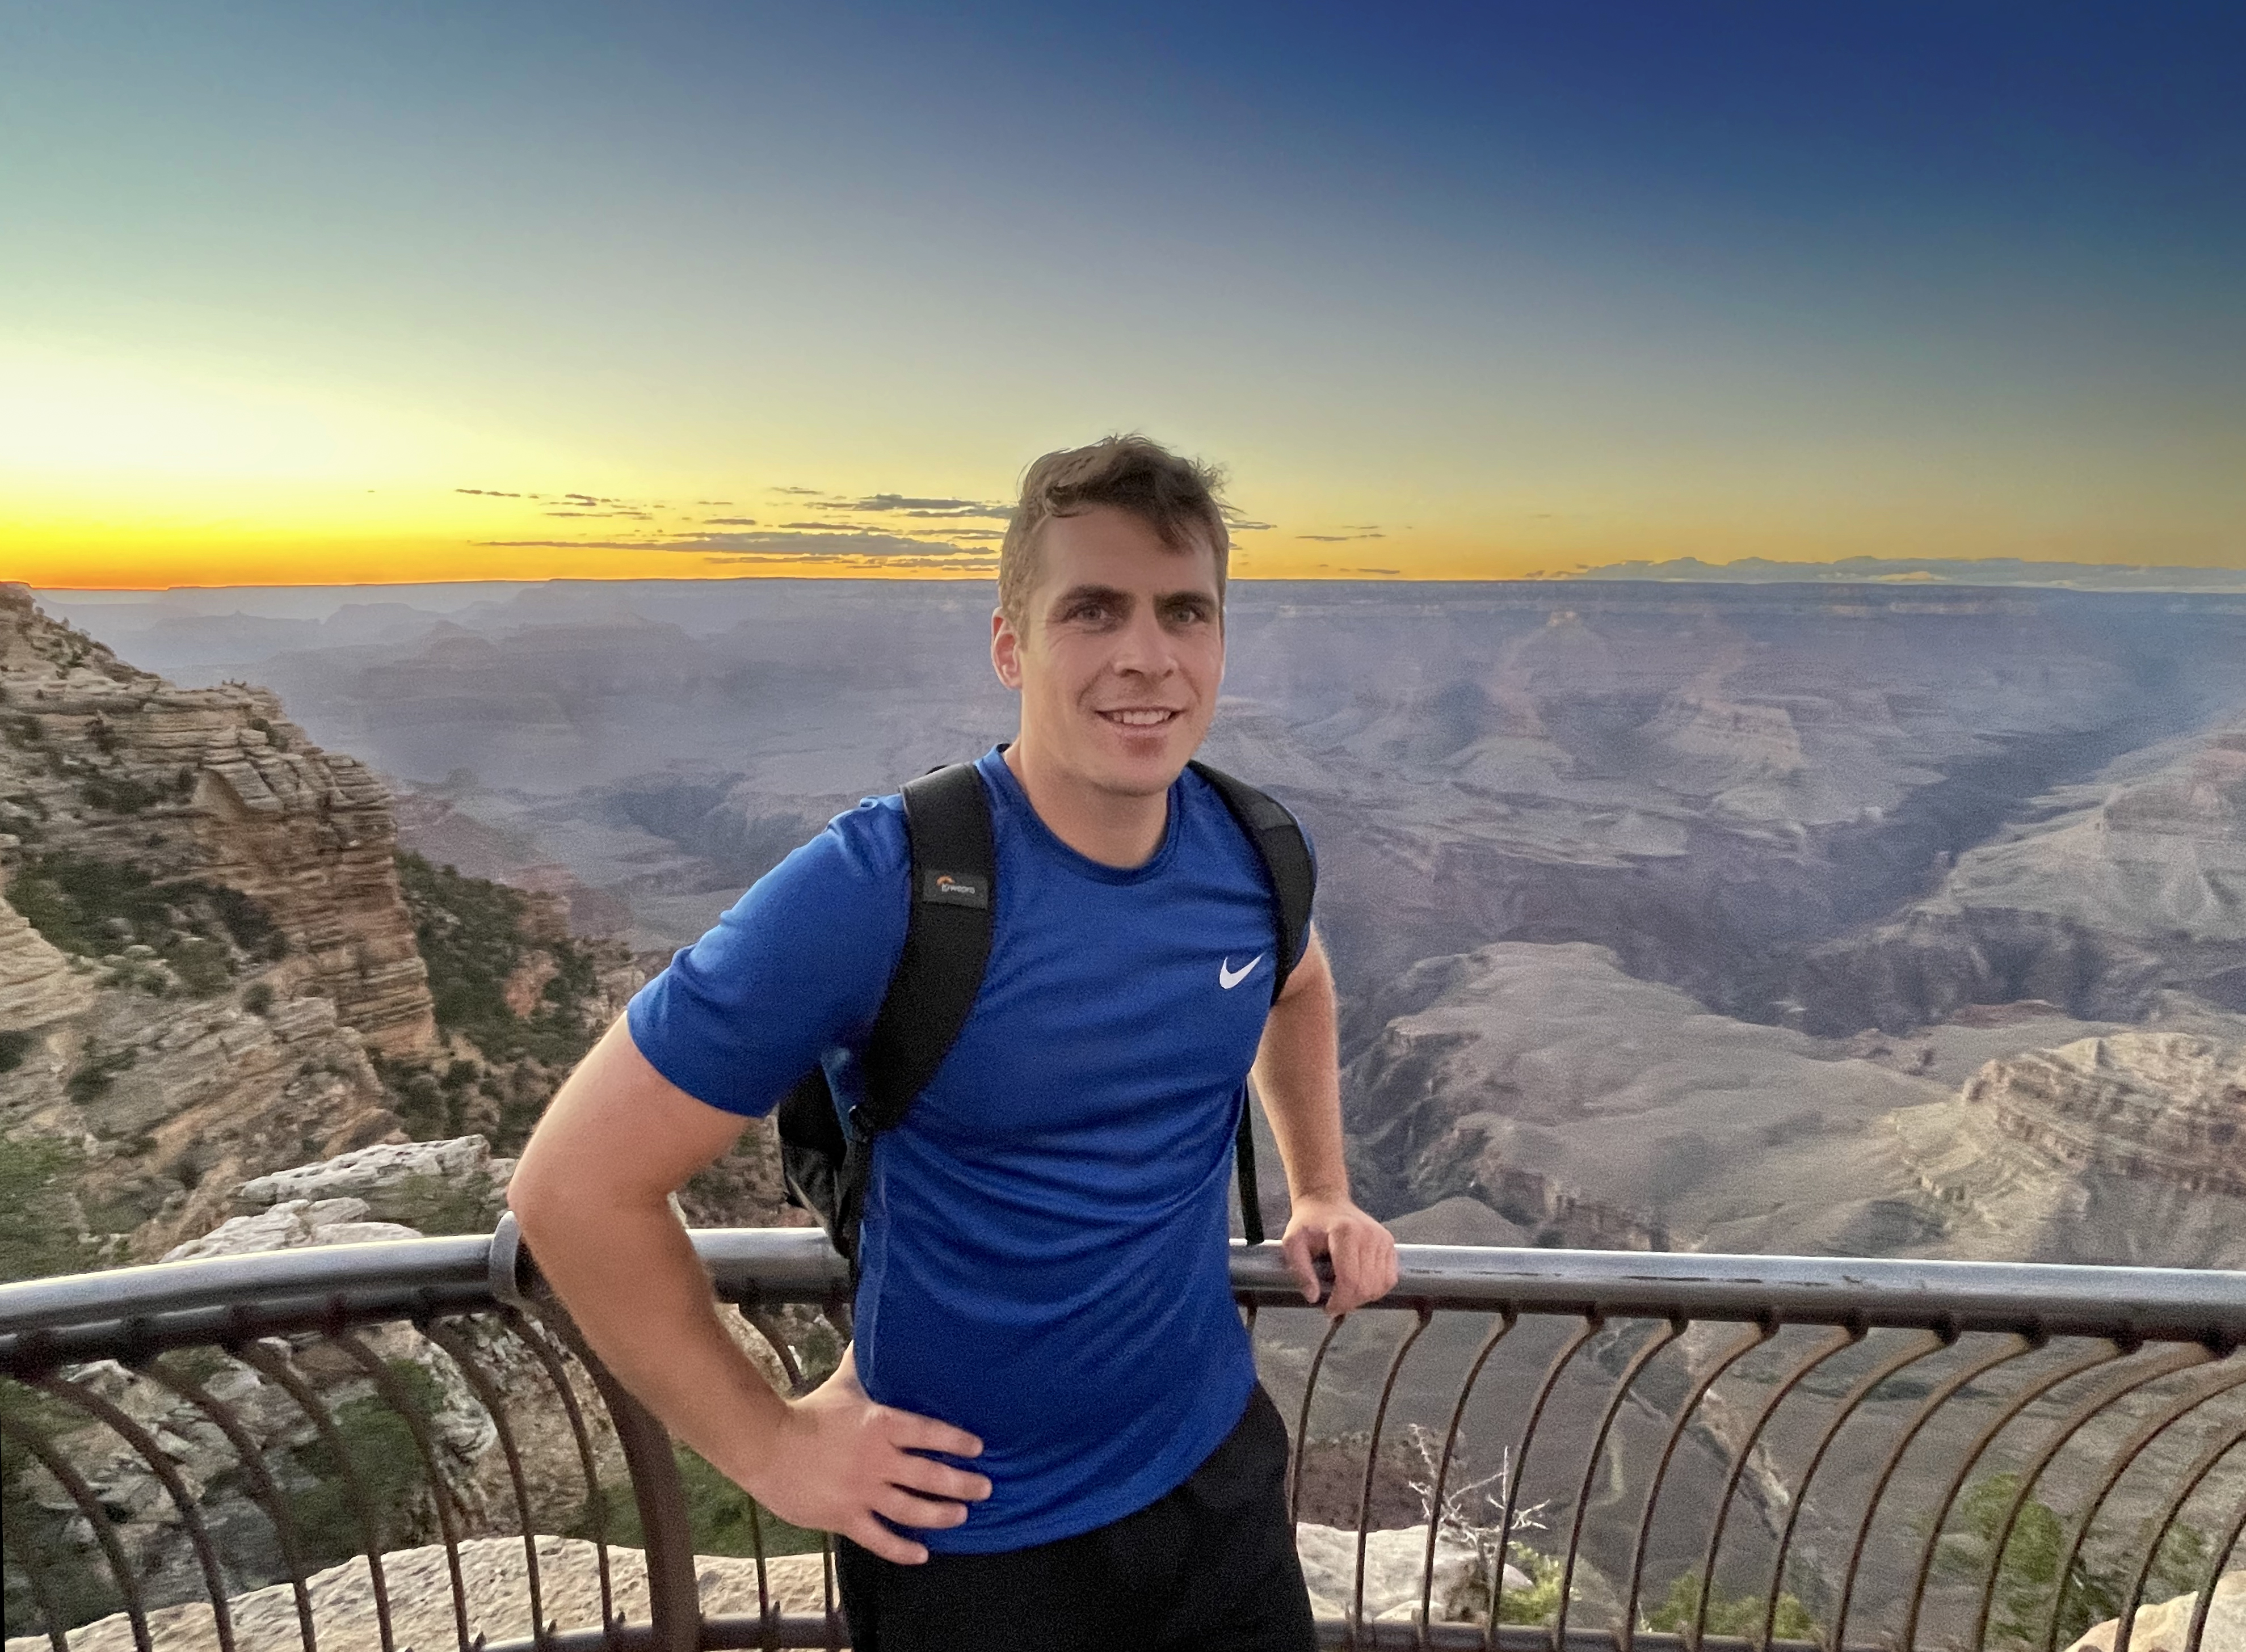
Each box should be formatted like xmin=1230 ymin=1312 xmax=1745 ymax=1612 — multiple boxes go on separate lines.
xmin=510 ymin=435 xmax=1397 ymax=1651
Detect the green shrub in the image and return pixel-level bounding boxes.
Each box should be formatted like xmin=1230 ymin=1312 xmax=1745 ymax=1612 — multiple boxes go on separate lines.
xmin=77 ymin=773 xmax=167 ymax=814
xmin=1644 ymin=1572 xmax=1818 ymax=1640
xmin=242 ymin=982 xmax=275 ymax=1016
xmin=2 ymin=1381 xmax=123 ymax=1633
xmin=1936 ymin=1472 xmax=2211 ymax=1648
xmin=377 ymin=1056 xmax=460 ymax=1140
xmin=205 ymin=882 xmax=287 ymax=959
xmin=572 ymin=1443 xmax=826 ymax=1560
xmin=167 ymin=935 xmax=230 ymax=996
xmin=286 ymin=1359 xmax=443 ymax=1569
xmin=10 ymin=852 xmax=280 ymax=972
xmin=0 ymin=1029 xmax=32 ymax=1073
xmin=396 ymin=851 xmax=602 ymax=1068
xmin=0 ymin=1136 xmax=87 ymax=1283
xmin=1496 ymin=1548 xmax=1568 ymax=1625
xmin=9 ymin=854 xmax=166 ymax=955
xmin=10 ymin=853 xmax=284 ymax=1002
xmin=64 ymin=1044 xmax=137 ymax=1105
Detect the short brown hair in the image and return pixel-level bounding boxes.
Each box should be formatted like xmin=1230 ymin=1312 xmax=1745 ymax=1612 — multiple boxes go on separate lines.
xmin=998 ymin=435 xmax=1230 ymax=630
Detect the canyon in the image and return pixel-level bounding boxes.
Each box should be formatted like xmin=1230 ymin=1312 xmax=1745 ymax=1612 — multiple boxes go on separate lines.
xmin=36 ymin=574 xmax=2243 ymax=1271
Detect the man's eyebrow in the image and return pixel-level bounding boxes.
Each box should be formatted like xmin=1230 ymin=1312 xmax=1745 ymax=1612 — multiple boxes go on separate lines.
xmin=1050 ymin=583 xmax=1130 ymax=609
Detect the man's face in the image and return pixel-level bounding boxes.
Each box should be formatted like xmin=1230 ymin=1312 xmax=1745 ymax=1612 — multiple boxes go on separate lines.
xmin=991 ymin=505 xmax=1225 ymax=801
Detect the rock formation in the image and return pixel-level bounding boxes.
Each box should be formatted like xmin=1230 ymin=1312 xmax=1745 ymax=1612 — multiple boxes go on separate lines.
xmin=1962 ymin=1033 xmax=2245 ymax=1196
xmin=232 ymin=1135 xmax=516 ymax=1233
xmin=1 ymin=583 xmax=435 ymax=1052
xmin=1890 ymin=1031 xmax=2246 ymax=1266
xmin=1797 ymin=720 xmax=2246 ymax=1034
xmin=1345 ymin=942 xmax=2246 ymax=1268
xmin=0 ymin=930 xmax=405 ymax=1266
xmin=0 ymin=893 xmax=95 ymax=1030
xmin=1341 ymin=941 xmax=1951 ymax=1255
xmin=0 ymin=585 xmax=730 ymax=1278
xmin=158 ymin=1196 xmax=424 ymax=1261
xmin=2064 ymin=1572 xmax=2244 ymax=1652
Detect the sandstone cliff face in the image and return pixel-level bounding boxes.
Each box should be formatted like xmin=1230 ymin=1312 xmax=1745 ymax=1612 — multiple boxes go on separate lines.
xmin=1 ymin=584 xmax=440 ymax=1271
xmin=1 ymin=583 xmax=434 ymax=1053
xmin=1890 ymin=1031 xmax=2246 ymax=1266
xmin=1962 ymin=1032 xmax=2245 ymax=1196
xmin=0 ymin=899 xmax=406 ymax=1265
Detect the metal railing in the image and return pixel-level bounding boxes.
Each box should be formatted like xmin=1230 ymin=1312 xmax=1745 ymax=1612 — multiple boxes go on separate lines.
xmin=1 ymin=1225 xmax=2240 ymax=1652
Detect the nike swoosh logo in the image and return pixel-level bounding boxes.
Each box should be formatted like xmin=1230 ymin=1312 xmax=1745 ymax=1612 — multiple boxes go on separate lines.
xmin=1219 ymin=954 xmax=1264 ymax=990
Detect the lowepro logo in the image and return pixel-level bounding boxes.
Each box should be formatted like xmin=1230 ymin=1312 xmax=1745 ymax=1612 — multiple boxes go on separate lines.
xmin=922 ymin=869 xmax=989 ymax=908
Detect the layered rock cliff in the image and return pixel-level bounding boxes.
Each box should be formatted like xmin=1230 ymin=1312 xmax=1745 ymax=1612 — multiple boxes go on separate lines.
xmin=1890 ymin=1031 xmax=2246 ymax=1265
xmin=1 ymin=584 xmax=434 ymax=1052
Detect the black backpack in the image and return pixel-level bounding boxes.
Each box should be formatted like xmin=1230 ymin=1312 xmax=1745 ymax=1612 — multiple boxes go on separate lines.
xmin=775 ymin=758 xmax=1315 ymax=1277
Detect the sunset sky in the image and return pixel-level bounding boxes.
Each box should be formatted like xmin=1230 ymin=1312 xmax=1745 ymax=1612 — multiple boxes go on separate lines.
xmin=5 ymin=3 xmax=2242 ymax=588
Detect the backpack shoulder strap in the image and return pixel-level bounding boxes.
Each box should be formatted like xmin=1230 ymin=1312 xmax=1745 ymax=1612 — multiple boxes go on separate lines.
xmin=1187 ymin=760 xmax=1315 ymax=1002
xmin=1186 ymin=760 xmax=1314 ymax=1248
xmin=856 ymin=761 xmax=997 ymax=1134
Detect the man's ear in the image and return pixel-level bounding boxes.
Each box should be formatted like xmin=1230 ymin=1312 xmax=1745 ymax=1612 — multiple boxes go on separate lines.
xmin=991 ymin=608 xmax=1024 ymax=690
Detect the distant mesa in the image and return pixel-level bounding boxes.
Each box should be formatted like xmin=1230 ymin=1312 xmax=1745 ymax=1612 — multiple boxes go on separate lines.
xmin=1568 ymin=555 xmax=2246 ymax=593
xmin=1563 ymin=554 xmax=2246 ymax=592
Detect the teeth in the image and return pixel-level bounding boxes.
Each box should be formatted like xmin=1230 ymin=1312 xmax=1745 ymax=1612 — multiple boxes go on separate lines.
xmin=1105 ymin=709 xmax=1175 ymax=727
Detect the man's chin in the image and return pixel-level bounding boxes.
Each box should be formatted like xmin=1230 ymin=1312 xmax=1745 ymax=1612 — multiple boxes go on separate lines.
xmin=1086 ymin=735 xmax=1196 ymax=797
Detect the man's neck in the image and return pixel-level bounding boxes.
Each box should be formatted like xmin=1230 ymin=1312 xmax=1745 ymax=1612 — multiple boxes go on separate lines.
xmin=1003 ymin=741 xmax=1171 ymax=869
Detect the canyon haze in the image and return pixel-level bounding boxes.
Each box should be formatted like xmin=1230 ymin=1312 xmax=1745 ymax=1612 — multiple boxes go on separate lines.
xmin=39 ymin=576 xmax=2246 ymax=1268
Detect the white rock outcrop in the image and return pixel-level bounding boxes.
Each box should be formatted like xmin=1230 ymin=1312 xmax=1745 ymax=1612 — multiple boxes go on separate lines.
xmin=1293 ymin=1522 xmax=1531 ymax=1624
xmin=234 ymin=1135 xmax=514 ymax=1216
xmin=2064 ymin=1571 xmax=2243 ymax=1652
xmin=159 ymin=1197 xmax=420 ymax=1261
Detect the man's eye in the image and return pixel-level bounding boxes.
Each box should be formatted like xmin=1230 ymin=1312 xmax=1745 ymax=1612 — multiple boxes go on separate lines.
xmin=1066 ymin=602 xmax=1112 ymax=623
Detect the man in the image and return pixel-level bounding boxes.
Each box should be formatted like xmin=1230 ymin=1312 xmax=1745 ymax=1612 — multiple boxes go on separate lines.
xmin=509 ymin=435 xmax=1399 ymax=1651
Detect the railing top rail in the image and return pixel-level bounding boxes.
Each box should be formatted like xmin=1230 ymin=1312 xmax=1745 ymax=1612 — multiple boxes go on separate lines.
xmin=3 ymin=1229 xmax=2241 ymax=1372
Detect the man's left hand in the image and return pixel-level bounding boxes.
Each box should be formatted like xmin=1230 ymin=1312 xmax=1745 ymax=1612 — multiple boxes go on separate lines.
xmin=1279 ymin=1193 xmax=1399 ymax=1318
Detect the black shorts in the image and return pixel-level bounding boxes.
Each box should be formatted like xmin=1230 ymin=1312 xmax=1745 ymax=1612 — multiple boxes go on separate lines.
xmin=835 ymin=1384 xmax=1317 ymax=1652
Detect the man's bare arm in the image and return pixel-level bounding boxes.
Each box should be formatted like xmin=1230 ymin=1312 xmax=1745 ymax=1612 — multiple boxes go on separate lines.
xmin=1250 ymin=928 xmax=1399 ymax=1316
xmin=508 ymin=1017 xmax=989 ymax=1564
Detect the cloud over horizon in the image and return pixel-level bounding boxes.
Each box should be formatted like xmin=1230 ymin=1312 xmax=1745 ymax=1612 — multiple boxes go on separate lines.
xmin=475 ymin=527 xmax=997 ymax=568
xmin=814 ymin=494 xmax=1014 ymax=520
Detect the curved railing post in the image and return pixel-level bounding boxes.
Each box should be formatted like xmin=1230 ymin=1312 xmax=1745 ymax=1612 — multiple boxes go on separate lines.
xmin=499 ymin=1212 xmax=702 ymax=1652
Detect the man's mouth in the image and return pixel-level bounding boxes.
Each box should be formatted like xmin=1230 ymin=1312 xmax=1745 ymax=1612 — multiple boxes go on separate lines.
xmin=1097 ymin=707 xmax=1182 ymax=729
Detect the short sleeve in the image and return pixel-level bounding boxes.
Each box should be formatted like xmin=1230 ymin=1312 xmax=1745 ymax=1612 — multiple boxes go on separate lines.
xmin=625 ymin=799 xmax=911 ymax=1116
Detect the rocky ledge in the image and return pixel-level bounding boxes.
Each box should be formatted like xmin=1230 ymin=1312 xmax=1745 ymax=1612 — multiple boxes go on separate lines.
xmin=1961 ymin=1031 xmax=2246 ymax=1198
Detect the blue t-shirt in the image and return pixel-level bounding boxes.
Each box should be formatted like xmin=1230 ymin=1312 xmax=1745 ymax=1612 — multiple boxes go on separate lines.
xmin=625 ymin=747 xmax=1309 ymax=1552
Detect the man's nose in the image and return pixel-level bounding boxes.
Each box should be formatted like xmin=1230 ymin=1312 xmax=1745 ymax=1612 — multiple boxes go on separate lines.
xmin=1109 ymin=606 xmax=1176 ymax=676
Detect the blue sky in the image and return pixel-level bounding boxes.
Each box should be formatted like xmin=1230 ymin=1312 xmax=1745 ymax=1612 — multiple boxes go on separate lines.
xmin=5 ymin=1 xmax=2241 ymax=584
